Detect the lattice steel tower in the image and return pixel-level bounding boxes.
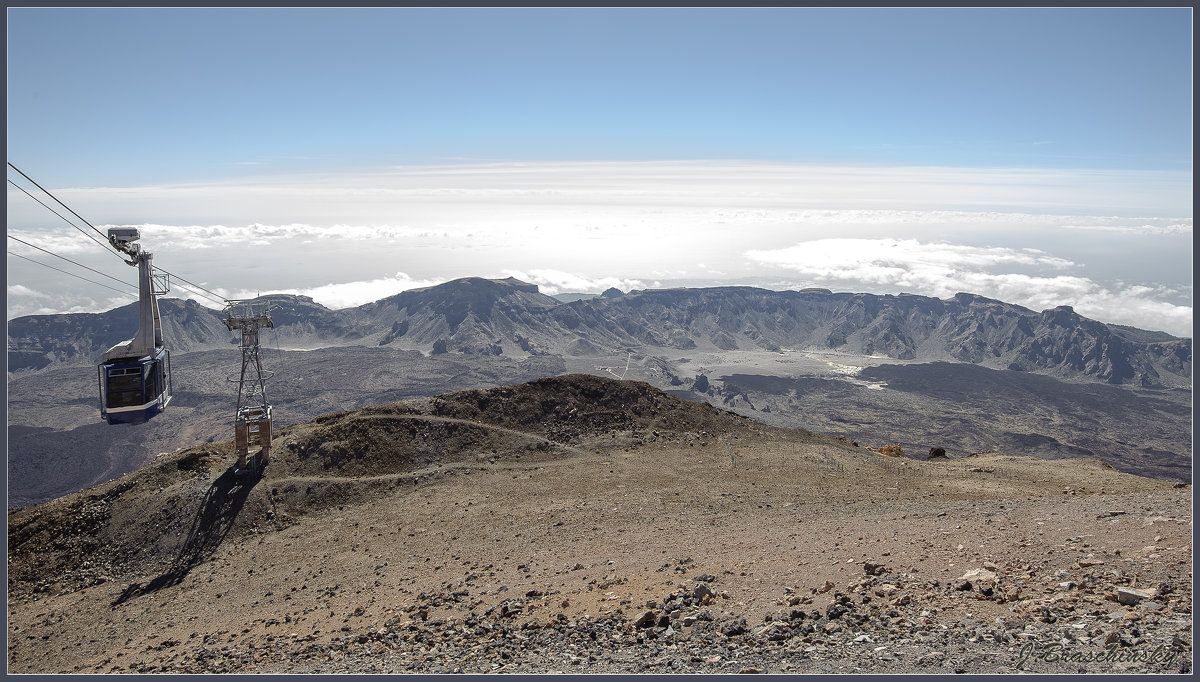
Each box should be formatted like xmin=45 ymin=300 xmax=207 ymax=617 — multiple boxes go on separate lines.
xmin=224 ymin=299 xmax=277 ymax=470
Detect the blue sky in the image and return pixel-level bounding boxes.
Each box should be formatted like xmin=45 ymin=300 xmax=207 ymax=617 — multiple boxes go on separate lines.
xmin=8 ymin=7 xmax=1191 ymax=182
xmin=6 ymin=7 xmax=1194 ymax=336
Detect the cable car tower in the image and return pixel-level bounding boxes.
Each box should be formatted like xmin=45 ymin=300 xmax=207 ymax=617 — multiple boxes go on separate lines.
xmin=98 ymin=227 xmax=173 ymax=424
xmin=224 ymin=299 xmax=277 ymax=471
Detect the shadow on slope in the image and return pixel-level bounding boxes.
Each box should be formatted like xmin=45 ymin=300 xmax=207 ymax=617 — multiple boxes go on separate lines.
xmin=112 ymin=461 xmax=264 ymax=605
xmin=10 ymin=375 xmax=780 ymax=602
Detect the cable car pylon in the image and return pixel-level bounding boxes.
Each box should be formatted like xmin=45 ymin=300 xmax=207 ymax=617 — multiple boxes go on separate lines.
xmin=224 ymin=299 xmax=277 ymax=472
xmin=97 ymin=227 xmax=173 ymax=424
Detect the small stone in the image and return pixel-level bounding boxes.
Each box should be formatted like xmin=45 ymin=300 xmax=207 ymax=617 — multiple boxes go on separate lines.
xmin=817 ymin=580 xmax=834 ymax=594
xmin=633 ymin=610 xmax=658 ymax=628
xmin=739 ymin=667 xmax=763 ymax=674
xmin=1117 ymin=587 xmax=1155 ymax=606
xmin=1077 ymin=558 xmax=1105 ymax=568
xmin=721 ymin=618 xmax=748 ymax=637
xmin=958 ymin=568 xmax=997 ymax=585
xmin=916 ymin=651 xmax=945 ymax=666
xmin=1105 ymin=631 xmax=1120 ymax=645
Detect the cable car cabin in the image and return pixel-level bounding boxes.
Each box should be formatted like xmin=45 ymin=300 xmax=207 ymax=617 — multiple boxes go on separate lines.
xmin=98 ymin=348 xmax=173 ymax=425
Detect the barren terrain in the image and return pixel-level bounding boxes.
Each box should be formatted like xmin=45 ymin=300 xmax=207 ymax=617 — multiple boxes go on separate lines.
xmin=8 ymin=376 xmax=1191 ymax=674
xmin=8 ymin=279 xmax=1191 ymax=508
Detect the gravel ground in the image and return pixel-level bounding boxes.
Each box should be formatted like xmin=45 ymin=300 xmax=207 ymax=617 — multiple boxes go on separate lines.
xmin=8 ymin=377 xmax=1192 ymax=675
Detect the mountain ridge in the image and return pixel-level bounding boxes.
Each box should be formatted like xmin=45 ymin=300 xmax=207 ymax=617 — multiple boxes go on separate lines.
xmin=8 ymin=277 xmax=1190 ymax=388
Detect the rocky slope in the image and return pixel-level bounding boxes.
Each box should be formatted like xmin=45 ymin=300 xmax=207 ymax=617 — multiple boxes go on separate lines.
xmin=6 ymin=298 xmax=233 ymax=371
xmin=543 ymin=288 xmax=1191 ymax=388
xmin=358 ymin=277 xmax=563 ymax=354
xmin=8 ymin=278 xmax=1191 ymax=388
xmin=7 ymin=278 xmax=1191 ymax=509
xmin=6 ymin=376 xmax=1192 ymax=674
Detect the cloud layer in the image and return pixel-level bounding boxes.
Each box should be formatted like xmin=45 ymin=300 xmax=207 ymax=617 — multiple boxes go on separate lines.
xmin=213 ymin=272 xmax=444 ymax=311
xmin=499 ymin=269 xmax=657 ymax=296
xmin=745 ymin=238 xmax=1191 ymax=336
xmin=7 ymin=161 xmax=1191 ymax=336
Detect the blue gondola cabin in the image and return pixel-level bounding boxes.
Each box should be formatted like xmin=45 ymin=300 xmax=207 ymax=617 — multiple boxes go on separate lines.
xmin=99 ymin=348 xmax=173 ymax=424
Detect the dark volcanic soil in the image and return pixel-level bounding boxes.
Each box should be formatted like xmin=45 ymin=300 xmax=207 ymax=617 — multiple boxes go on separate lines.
xmin=717 ymin=361 xmax=1192 ymax=482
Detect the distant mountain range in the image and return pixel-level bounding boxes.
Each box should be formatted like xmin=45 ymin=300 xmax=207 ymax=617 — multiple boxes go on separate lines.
xmin=8 ymin=277 xmax=1191 ymax=388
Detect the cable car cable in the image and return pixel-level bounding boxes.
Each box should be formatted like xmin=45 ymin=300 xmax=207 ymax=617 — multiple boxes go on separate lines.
xmin=7 ymin=251 xmax=136 ymax=296
xmin=6 ymin=179 xmax=126 ymax=261
xmin=8 ymin=166 xmax=234 ymax=307
xmin=7 ymin=162 xmax=116 ymax=246
xmin=152 ymin=267 xmax=232 ymax=306
xmin=10 ymin=164 xmax=255 ymax=323
xmin=7 ymin=234 xmax=134 ymax=288
xmin=168 ymin=279 xmax=231 ymax=307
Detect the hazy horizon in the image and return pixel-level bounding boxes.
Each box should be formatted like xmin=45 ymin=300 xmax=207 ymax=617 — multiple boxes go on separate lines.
xmin=7 ymin=8 xmax=1192 ymax=337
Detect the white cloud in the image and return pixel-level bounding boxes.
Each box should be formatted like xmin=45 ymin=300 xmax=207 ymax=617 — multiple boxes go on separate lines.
xmin=746 ymin=238 xmax=1192 ymax=336
xmin=14 ymin=160 xmax=1191 ymax=224
xmin=6 ymin=291 xmax=135 ymax=320
xmin=1061 ymin=222 xmax=1192 ymax=235
xmin=745 ymin=238 xmax=1075 ymax=284
xmin=6 ymin=228 xmax=113 ymax=255
xmin=7 ymin=161 xmax=1189 ymax=335
xmin=96 ymin=223 xmax=446 ymax=251
xmin=499 ymin=269 xmax=653 ymax=295
xmin=7 ymin=284 xmax=49 ymax=298
xmin=214 ymin=272 xmax=444 ymax=310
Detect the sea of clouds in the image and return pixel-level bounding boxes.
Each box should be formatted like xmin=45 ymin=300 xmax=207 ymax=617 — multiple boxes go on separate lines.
xmin=7 ymin=161 xmax=1191 ymax=336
